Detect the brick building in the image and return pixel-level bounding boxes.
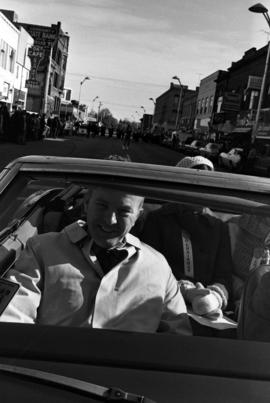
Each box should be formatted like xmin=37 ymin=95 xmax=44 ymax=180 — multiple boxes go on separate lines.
xmin=180 ymin=87 xmax=198 ymax=131
xmin=213 ymin=46 xmax=270 ymax=136
xmin=194 ymin=70 xmax=226 ymax=135
xmin=19 ymin=21 xmax=69 ymax=116
xmin=153 ymin=82 xmax=195 ymax=131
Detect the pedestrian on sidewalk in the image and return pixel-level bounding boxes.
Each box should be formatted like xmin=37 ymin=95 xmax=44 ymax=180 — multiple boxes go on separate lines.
xmin=0 ymin=102 xmax=10 ymax=141
xmin=122 ymin=124 xmax=132 ymax=151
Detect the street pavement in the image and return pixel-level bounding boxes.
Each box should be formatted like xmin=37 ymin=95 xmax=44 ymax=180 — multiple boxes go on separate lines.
xmin=0 ymin=135 xmax=184 ymax=171
xmin=0 ymin=136 xmax=77 ymax=171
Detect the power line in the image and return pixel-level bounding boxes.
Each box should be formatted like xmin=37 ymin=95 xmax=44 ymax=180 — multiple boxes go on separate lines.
xmin=100 ymin=100 xmax=142 ymax=109
xmin=66 ymin=71 xmax=168 ymax=89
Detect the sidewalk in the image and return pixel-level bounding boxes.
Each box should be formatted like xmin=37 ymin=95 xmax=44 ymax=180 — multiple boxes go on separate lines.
xmin=0 ymin=136 xmax=77 ymax=170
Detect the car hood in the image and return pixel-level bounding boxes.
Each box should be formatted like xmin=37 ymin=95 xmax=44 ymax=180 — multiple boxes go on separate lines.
xmin=1 ymin=324 xmax=270 ymax=402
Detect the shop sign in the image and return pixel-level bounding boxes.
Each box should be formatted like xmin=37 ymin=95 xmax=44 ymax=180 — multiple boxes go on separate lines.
xmin=257 ymin=127 xmax=270 ymax=139
xmin=222 ymin=92 xmax=241 ymax=112
xmin=247 ymin=75 xmax=262 ymax=90
xmin=28 ymin=45 xmax=45 ymax=59
xmin=27 ymin=46 xmax=44 ymax=86
xmin=25 ymin=79 xmax=40 ymax=88
xmin=22 ymin=24 xmax=58 ymax=50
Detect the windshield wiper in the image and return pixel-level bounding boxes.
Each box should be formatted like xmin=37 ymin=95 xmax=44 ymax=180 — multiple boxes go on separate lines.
xmin=0 ymin=363 xmax=156 ymax=402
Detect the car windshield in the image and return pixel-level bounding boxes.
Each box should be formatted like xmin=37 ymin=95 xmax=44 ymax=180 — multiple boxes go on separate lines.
xmin=2 ymin=1 xmax=270 ymax=399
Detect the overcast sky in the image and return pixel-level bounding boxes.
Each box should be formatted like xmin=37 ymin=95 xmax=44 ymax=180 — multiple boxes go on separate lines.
xmin=1 ymin=0 xmax=269 ymax=119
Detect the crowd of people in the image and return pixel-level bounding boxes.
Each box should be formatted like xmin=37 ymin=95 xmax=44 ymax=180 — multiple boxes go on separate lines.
xmin=0 ymin=101 xmax=147 ymax=147
xmin=0 ymin=102 xmax=69 ymax=144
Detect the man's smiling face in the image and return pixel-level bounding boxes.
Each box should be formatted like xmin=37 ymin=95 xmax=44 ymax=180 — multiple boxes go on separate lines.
xmin=86 ymin=187 xmax=144 ymax=248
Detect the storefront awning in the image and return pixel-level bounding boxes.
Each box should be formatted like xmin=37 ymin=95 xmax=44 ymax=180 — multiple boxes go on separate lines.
xmin=231 ymin=127 xmax=252 ymax=134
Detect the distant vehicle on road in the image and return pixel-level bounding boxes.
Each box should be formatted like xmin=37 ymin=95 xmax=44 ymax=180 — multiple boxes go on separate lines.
xmin=219 ymin=147 xmax=243 ymax=170
xmin=77 ymin=123 xmax=88 ymax=136
xmin=199 ymin=143 xmax=222 ymax=161
xmin=183 ymin=140 xmax=205 ymax=156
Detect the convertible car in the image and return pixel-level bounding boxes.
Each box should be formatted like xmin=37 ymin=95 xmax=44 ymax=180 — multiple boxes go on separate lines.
xmin=1 ymin=155 xmax=270 ymax=402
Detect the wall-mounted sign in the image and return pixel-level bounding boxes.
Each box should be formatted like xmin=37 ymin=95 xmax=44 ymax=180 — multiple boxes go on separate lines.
xmin=25 ymin=79 xmax=41 ymax=88
xmin=28 ymin=45 xmax=45 ymax=59
xmin=22 ymin=24 xmax=58 ymax=50
xmin=247 ymin=75 xmax=262 ymax=90
xmin=222 ymin=92 xmax=241 ymax=112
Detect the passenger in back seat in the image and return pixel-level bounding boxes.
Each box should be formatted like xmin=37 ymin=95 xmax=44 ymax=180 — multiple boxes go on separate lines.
xmin=141 ymin=156 xmax=233 ymax=325
xmin=140 ymin=203 xmax=233 ymax=318
xmin=228 ymin=212 xmax=270 ymax=309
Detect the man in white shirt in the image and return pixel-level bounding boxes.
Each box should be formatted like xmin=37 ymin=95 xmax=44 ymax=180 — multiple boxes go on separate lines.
xmin=1 ymin=186 xmax=192 ymax=336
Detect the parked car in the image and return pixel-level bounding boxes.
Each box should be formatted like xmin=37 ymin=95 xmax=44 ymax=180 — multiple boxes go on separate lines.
xmin=182 ymin=140 xmax=205 ymax=156
xmin=219 ymin=147 xmax=244 ymax=170
xmin=1 ymin=156 xmax=270 ymax=402
xmin=77 ymin=123 xmax=88 ymax=136
xmin=177 ymin=136 xmax=194 ymax=152
xmin=161 ymin=131 xmax=175 ymax=148
xmin=199 ymin=142 xmax=222 ymax=161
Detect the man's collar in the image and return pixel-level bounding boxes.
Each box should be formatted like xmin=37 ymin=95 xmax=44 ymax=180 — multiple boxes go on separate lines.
xmin=125 ymin=232 xmax=141 ymax=249
xmin=63 ymin=220 xmax=88 ymax=244
xmin=63 ymin=220 xmax=142 ymax=250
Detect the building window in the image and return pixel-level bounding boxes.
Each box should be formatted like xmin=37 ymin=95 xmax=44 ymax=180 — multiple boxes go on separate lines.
xmin=0 ymin=40 xmax=15 ymax=72
xmin=8 ymin=48 xmax=15 ymax=73
xmin=56 ymin=49 xmax=62 ymax=66
xmin=16 ymin=65 xmax=19 ymax=79
xmin=217 ymin=96 xmax=223 ymax=113
xmin=62 ymin=55 xmax=67 ymax=71
xmin=197 ymin=99 xmax=201 ymax=114
xmin=0 ymin=40 xmax=8 ymax=69
xmin=249 ymin=90 xmax=259 ymax=110
xmin=205 ymin=97 xmax=209 ymax=113
xmin=201 ymin=98 xmax=205 ymax=114
xmin=2 ymin=82 xmax=9 ymax=97
xmin=54 ymin=96 xmax=61 ymax=113
xmin=209 ymin=95 xmax=214 ymax=112
xmin=53 ymin=72 xmax=59 ymax=88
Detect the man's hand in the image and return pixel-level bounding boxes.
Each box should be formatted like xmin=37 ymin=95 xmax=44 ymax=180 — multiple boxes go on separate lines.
xmin=182 ymin=282 xmax=222 ymax=317
xmin=184 ymin=282 xmax=210 ymax=303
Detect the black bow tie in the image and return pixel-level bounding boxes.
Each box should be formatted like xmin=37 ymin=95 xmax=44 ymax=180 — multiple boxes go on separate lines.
xmin=92 ymin=243 xmax=128 ymax=275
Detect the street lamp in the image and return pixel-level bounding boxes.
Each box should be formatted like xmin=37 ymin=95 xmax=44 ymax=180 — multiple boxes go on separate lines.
xmin=91 ymin=95 xmax=99 ymax=111
xmin=249 ymin=3 xmax=270 ymax=143
xmin=149 ymin=98 xmax=156 ymax=128
xmin=140 ymin=106 xmax=146 ymax=114
xmin=172 ymin=75 xmax=183 ymax=131
xmin=78 ymin=76 xmax=90 ymax=116
xmin=97 ymin=100 xmax=103 ymax=123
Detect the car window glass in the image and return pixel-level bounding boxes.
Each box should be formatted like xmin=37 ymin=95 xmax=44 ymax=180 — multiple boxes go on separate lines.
xmin=2 ymin=173 xmax=270 ymax=342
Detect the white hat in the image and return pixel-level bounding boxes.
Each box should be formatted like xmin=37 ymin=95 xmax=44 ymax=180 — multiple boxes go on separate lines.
xmin=176 ymin=156 xmax=214 ymax=170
